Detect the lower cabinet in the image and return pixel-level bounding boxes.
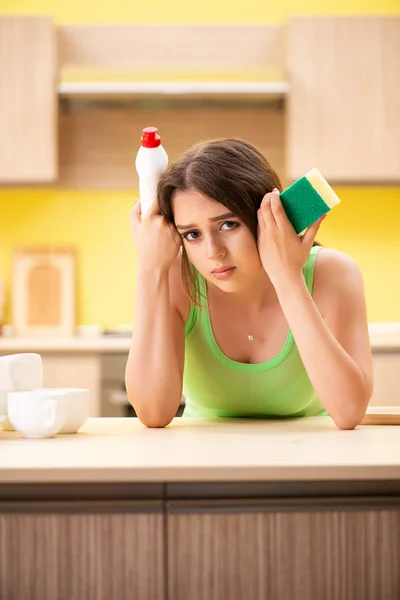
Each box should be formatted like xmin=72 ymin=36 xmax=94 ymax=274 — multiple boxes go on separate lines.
xmin=166 ymin=503 xmax=400 ymax=600
xmin=1 ymin=498 xmax=400 ymax=600
xmin=41 ymin=354 xmax=101 ymax=416
xmin=0 ymin=351 xmax=103 ymax=417
xmin=0 ymin=506 xmax=164 ymax=600
xmin=370 ymin=352 xmax=400 ymax=406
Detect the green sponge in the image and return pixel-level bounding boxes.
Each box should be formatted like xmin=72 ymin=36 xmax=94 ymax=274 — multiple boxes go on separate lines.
xmin=280 ymin=168 xmax=341 ymax=234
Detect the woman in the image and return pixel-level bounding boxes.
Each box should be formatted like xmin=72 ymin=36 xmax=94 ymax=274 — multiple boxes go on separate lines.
xmin=126 ymin=138 xmax=373 ymax=429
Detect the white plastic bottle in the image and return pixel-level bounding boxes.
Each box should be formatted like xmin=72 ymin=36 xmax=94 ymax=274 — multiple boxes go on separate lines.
xmin=135 ymin=127 xmax=169 ymax=217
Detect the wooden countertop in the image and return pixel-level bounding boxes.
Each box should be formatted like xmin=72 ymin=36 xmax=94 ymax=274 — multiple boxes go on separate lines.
xmin=0 ymin=417 xmax=399 ymax=484
xmin=0 ymin=323 xmax=399 ymax=353
xmin=0 ymin=336 xmax=131 ymax=354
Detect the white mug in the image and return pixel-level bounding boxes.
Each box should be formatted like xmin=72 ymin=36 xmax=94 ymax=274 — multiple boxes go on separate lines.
xmin=0 ymin=353 xmax=44 ymax=431
xmin=7 ymin=390 xmax=67 ymax=439
xmin=0 ymin=353 xmax=43 ymax=392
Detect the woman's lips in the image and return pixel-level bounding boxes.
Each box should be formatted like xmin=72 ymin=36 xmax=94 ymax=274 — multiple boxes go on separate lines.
xmin=211 ymin=267 xmax=236 ymax=280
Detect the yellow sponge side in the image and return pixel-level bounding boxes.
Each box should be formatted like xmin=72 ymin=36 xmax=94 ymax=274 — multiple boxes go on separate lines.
xmin=305 ymin=168 xmax=341 ymax=209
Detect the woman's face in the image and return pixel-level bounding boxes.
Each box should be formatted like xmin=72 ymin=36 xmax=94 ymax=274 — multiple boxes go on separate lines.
xmin=173 ymin=189 xmax=264 ymax=292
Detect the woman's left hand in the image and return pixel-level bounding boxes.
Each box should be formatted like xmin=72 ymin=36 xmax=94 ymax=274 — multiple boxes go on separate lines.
xmin=257 ymin=189 xmax=323 ymax=288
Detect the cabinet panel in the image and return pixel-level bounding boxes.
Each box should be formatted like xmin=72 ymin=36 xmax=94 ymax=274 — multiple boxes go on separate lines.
xmin=0 ymin=17 xmax=57 ymax=183
xmin=59 ymin=24 xmax=284 ymax=71
xmin=0 ymin=510 xmax=163 ymax=600
xmin=370 ymin=352 xmax=400 ymax=406
xmin=59 ymin=103 xmax=285 ymax=188
xmin=41 ymin=354 xmax=101 ymax=417
xmin=168 ymin=508 xmax=400 ymax=600
xmin=287 ymin=17 xmax=400 ymax=182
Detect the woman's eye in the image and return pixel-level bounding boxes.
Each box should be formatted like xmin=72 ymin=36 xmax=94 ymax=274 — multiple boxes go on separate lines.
xmin=182 ymin=230 xmax=200 ymax=241
xmin=182 ymin=221 xmax=239 ymax=242
xmin=221 ymin=221 xmax=239 ymax=231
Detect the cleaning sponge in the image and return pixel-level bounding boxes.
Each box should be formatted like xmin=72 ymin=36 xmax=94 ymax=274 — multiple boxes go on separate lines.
xmin=280 ymin=168 xmax=341 ymax=234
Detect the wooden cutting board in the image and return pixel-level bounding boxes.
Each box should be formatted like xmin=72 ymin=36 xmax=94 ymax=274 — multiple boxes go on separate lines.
xmin=360 ymin=406 xmax=400 ymax=426
xmin=12 ymin=247 xmax=76 ymax=337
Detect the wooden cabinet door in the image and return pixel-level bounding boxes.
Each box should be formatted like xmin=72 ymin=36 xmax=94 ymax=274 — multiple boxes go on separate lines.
xmin=0 ymin=506 xmax=164 ymax=600
xmin=370 ymin=352 xmax=400 ymax=406
xmin=41 ymin=354 xmax=101 ymax=417
xmin=167 ymin=502 xmax=400 ymax=600
xmin=0 ymin=17 xmax=58 ymax=183
xmin=287 ymin=17 xmax=400 ymax=182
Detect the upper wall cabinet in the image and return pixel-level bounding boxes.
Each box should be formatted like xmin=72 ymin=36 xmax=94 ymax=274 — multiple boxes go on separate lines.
xmin=0 ymin=17 xmax=58 ymax=183
xmin=57 ymin=23 xmax=287 ymax=189
xmin=287 ymin=17 xmax=400 ymax=183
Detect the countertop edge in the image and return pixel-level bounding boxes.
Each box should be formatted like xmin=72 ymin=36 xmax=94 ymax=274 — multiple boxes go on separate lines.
xmin=1 ymin=464 xmax=400 ymax=484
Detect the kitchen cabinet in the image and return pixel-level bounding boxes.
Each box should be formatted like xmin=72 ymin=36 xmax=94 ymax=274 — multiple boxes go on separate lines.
xmin=0 ymin=17 xmax=58 ymax=183
xmin=1 ymin=18 xmax=399 ymax=185
xmin=2 ymin=417 xmax=400 ymax=600
xmin=39 ymin=348 xmax=400 ymax=416
xmin=0 ymin=505 xmax=163 ymax=600
xmin=0 ymin=349 xmax=102 ymax=417
xmin=287 ymin=17 xmax=400 ymax=182
xmin=59 ymin=103 xmax=286 ymax=189
xmin=58 ymin=17 xmax=400 ymax=186
xmin=370 ymin=352 xmax=400 ymax=407
xmin=167 ymin=502 xmax=400 ymax=600
xmin=41 ymin=354 xmax=101 ymax=417
xmin=57 ymin=23 xmax=287 ymax=189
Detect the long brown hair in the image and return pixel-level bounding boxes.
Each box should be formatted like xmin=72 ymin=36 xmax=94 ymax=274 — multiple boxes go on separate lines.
xmin=157 ymin=138 xmax=315 ymax=305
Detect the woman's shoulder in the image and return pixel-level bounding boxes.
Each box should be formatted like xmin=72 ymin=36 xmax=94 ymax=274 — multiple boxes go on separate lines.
xmin=312 ymin=247 xmax=365 ymax=314
xmin=168 ymin=254 xmax=191 ymax=323
xmin=313 ymin=247 xmax=362 ymax=281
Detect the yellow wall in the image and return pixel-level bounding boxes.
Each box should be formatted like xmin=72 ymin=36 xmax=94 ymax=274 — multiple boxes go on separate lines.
xmin=1 ymin=0 xmax=399 ymax=326
xmin=1 ymin=0 xmax=398 ymax=23
xmin=0 ymin=192 xmax=136 ymax=329
xmin=1 ymin=187 xmax=399 ymax=327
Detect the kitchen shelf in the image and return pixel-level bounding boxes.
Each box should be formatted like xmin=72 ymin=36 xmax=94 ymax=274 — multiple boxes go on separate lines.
xmin=58 ymin=80 xmax=290 ymax=98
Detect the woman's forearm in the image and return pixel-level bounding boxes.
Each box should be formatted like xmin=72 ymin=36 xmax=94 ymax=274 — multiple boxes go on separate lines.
xmin=275 ymin=274 xmax=370 ymax=429
xmin=125 ymin=266 xmax=183 ymax=427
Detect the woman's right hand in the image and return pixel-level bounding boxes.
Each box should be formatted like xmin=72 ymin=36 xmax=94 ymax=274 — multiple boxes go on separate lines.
xmin=130 ymin=197 xmax=182 ymax=273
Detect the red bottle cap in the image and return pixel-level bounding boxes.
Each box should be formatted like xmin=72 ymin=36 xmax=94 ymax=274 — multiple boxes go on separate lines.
xmin=141 ymin=127 xmax=161 ymax=148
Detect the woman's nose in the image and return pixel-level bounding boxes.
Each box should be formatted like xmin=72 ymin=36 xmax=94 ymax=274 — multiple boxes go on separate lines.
xmin=206 ymin=234 xmax=226 ymax=260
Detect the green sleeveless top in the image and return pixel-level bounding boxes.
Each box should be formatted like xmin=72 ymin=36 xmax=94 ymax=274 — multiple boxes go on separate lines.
xmin=182 ymin=246 xmax=326 ymax=418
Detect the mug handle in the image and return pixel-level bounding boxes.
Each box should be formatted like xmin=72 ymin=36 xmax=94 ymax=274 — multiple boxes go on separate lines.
xmin=46 ymin=399 xmax=66 ymax=431
xmin=46 ymin=399 xmax=58 ymax=429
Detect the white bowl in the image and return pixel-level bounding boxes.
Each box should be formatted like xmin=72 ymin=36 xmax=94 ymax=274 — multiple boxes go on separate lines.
xmin=3 ymin=388 xmax=90 ymax=433
xmin=0 ymin=390 xmax=12 ymax=431
xmin=40 ymin=388 xmax=90 ymax=434
xmin=0 ymin=390 xmax=7 ymax=416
